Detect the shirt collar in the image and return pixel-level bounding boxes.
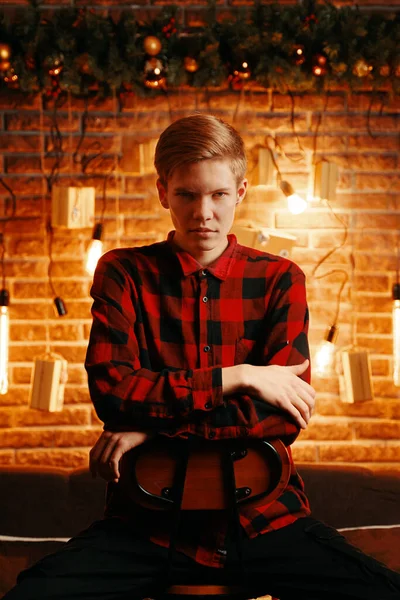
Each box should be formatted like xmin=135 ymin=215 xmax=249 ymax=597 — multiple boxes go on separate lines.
xmin=166 ymin=230 xmax=238 ymax=281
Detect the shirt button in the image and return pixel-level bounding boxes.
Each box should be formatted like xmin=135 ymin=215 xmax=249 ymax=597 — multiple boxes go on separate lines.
xmin=202 ymin=296 xmax=208 ymax=303
xmin=209 ymin=430 xmax=215 ymax=439
xmin=201 ymin=270 xmax=207 ymax=276
xmin=205 ymin=401 xmax=212 ymax=409
xmin=203 ymin=345 xmax=211 ymax=352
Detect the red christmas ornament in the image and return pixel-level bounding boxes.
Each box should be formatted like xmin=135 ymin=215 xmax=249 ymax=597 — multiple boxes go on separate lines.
xmin=315 ymin=54 xmax=327 ymax=66
xmin=162 ymin=17 xmax=177 ymax=39
xmin=304 ymin=14 xmax=318 ymax=29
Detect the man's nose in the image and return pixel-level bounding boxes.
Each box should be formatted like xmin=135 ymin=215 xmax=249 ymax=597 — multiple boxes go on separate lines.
xmin=192 ymin=196 xmax=213 ymax=220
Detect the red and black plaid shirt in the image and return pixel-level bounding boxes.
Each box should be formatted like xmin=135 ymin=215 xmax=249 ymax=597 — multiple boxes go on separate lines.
xmin=85 ymin=231 xmax=311 ymax=567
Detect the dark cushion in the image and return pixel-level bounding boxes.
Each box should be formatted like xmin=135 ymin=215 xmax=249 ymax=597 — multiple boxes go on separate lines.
xmin=0 ymin=463 xmax=400 ymax=598
xmin=339 ymin=526 xmax=400 ymax=573
xmin=298 ymin=464 xmax=400 ymax=528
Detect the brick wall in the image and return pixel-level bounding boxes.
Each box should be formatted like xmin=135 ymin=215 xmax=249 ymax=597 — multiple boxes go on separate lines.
xmin=0 ymin=0 xmax=399 ymax=470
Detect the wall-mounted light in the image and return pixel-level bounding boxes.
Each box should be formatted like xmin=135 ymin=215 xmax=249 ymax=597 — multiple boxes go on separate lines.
xmin=51 ymin=186 xmax=95 ymax=229
xmin=312 ymin=160 xmax=338 ymax=203
xmin=30 ymin=352 xmax=68 ymax=412
xmin=231 ymin=220 xmax=297 ymax=258
xmin=339 ymin=347 xmax=373 ymax=403
xmin=314 ymin=324 xmax=339 ymax=377
xmin=0 ymin=288 xmax=9 ymax=395
xmin=85 ymin=223 xmax=104 ymax=276
xmin=280 ymin=180 xmax=307 ymax=215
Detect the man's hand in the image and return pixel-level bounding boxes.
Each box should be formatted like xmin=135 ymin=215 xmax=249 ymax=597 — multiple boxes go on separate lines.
xmin=245 ymin=359 xmax=316 ymax=430
xmin=89 ymin=430 xmax=153 ymax=483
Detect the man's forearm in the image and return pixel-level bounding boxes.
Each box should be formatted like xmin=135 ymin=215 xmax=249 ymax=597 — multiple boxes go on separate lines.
xmin=222 ymin=364 xmax=253 ymax=396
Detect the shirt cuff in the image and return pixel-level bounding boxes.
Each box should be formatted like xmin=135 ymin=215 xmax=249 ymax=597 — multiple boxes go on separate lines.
xmin=191 ymin=367 xmax=224 ymax=412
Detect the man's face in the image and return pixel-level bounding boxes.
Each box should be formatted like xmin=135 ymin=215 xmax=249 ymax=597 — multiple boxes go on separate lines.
xmin=157 ymin=158 xmax=247 ymax=263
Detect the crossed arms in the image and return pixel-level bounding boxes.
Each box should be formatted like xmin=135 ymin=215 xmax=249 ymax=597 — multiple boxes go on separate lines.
xmin=85 ymin=253 xmax=316 ymax=482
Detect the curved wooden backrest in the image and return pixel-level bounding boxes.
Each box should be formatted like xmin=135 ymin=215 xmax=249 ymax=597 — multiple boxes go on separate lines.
xmin=119 ymin=438 xmax=290 ymax=512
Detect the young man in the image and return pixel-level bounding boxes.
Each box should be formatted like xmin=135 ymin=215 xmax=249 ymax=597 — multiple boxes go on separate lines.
xmin=4 ymin=114 xmax=400 ymax=600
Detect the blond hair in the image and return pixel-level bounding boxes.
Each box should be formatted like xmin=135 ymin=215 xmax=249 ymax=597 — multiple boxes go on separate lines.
xmin=154 ymin=114 xmax=247 ymax=186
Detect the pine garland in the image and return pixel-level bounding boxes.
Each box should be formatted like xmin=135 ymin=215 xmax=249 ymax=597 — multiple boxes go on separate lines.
xmin=0 ymin=0 xmax=399 ymax=98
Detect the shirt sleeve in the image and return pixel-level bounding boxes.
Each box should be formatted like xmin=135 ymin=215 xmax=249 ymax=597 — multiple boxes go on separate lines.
xmin=84 ymin=253 xmax=224 ymax=431
xmin=220 ymin=266 xmax=310 ymax=446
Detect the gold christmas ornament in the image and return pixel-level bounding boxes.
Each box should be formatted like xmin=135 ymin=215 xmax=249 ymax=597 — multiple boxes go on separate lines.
xmin=144 ymin=57 xmax=166 ymax=88
xmin=3 ymin=68 xmax=19 ymax=88
xmin=184 ymin=56 xmax=199 ymax=73
xmin=312 ymin=64 xmax=326 ymax=77
xmin=352 ymin=58 xmax=373 ymax=78
xmin=44 ymin=53 xmax=64 ymax=77
xmin=312 ymin=54 xmax=327 ymax=76
xmin=292 ymin=45 xmax=305 ymax=66
xmin=0 ymin=43 xmax=11 ymax=61
xmin=233 ymin=61 xmax=251 ymax=80
xmin=143 ymin=36 xmax=162 ymax=56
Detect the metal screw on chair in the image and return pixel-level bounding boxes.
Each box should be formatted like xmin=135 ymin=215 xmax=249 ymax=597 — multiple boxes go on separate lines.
xmin=231 ymin=449 xmax=247 ymax=460
xmin=162 ymin=487 xmax=171 ymax=498
xmin=235 ymin=487 xmax=252 ymax=500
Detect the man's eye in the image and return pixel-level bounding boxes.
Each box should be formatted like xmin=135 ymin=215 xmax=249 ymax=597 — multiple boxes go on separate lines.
xmin=214 ymin=192 xmax=226 ymax=198
xmin=177 ymin=192 xmax=192 ymax=197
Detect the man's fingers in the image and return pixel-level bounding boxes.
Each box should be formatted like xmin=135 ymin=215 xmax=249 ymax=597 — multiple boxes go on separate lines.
xmin=90 ymin=431 xmax=153 ymax=483
xmin=89 ymin=433 xmax=110 ymax=477
xmin=90 ymin=432 xmax=119 ymax=481
xmin=286 ymin=403 xmax=308 ymax=429
xmin=295 ymin=387 xmax=316 ymax=414
xmin=97 ymin=437 xmax=119 ymax=481
xmin=288 ymin=359 xmax=309 ymax=376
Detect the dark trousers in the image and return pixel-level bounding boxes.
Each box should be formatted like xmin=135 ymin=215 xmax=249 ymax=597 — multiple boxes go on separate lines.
xmin=3 ymin=516 xmax=400 ymax=600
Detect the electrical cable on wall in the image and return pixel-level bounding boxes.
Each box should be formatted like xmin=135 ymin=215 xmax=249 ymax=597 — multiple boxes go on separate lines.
xmin=40 ymin=94 xmax=67 ymax=316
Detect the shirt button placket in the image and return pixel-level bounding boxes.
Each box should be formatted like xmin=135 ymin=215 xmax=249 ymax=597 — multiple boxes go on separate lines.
xmin=199 ymin=272 xmax=211 ymax=367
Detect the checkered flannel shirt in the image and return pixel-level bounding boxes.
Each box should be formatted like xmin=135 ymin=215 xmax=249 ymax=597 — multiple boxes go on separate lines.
xmin=85 ymin=231 xmax=311 ymax=567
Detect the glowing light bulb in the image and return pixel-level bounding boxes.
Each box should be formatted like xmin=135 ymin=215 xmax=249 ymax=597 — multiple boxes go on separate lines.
xmin=314 ymin=325 xmax=339 ymax=377
xmin=0 ymin=289 xmax=10 ymax=395
xmin=393 ymin=283 xmax=400 ymax=386
xmin=85 ymin=223 xmax=104 ymax=276
xmin=280 ymin=180 xmax=307 ymax=214
xmin=287 ymin=193 xmax=308 ymax=214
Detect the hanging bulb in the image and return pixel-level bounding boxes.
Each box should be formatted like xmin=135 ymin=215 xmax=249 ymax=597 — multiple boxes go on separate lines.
xmin=0 ymin=289 xmax=10 ymax=395
xmin=393 ymin=283 xmax=400 ymax=387
xmin=54 ymin=296 xmax=68 ymax=317
xmin=314 ymin=325 xmax=339 ymax=377
xmin=85 ymin=223 xmax=104 ymax=276
xmin=280 ymin=180 xmax=307 ymax=214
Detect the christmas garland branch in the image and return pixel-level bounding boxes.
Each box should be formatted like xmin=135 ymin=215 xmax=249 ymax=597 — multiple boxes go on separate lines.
xmin=0 ymin=0 xmax=399 ymax=98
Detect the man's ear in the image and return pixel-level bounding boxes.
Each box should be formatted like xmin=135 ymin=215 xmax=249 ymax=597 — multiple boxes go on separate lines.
xmin=156 ymin=179 xmax=169 ymax=209
xmin=236 ymin=178 xmax=248 ymax=206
